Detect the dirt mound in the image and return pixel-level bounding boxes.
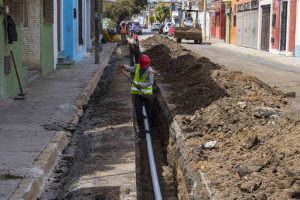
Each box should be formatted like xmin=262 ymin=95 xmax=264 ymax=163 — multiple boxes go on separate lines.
xmin=141 ymin=35 xmax=300 ymax=200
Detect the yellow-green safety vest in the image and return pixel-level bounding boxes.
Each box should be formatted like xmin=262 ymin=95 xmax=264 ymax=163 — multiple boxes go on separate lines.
xmin=131 ymin=64 xmax=153 ymax=95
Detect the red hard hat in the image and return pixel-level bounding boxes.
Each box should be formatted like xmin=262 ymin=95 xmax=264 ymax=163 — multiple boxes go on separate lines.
xmin=133 ymin=34 xmax=138 ymax=40
xmin=139 ymin=54 xmax=150 ymax=69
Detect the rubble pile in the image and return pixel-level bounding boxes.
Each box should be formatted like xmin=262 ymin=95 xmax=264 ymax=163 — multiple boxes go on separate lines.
xmin=141 ymin=35 xmax=300 ymax=200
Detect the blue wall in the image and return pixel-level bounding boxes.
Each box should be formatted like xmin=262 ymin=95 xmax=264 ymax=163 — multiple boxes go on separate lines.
xmin=63 ymin=0 xmax=84 ymax=62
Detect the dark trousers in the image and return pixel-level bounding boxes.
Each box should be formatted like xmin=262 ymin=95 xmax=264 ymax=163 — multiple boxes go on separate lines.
xmin=129 ymin=44 xmax=141 ymax=66
xmin=121 ymin=33 xmax=127 ymax=45
xmin=133 ymin=95 xmax=154 ymax=135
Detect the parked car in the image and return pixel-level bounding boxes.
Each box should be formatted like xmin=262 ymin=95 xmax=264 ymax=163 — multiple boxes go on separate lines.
xmin=151 ymin=23 xmax=161 ymax=31
xmin=133 ymin=22 xmax=142 ymax=35
xmin=163 ymin=22 xmax=173 ymax=35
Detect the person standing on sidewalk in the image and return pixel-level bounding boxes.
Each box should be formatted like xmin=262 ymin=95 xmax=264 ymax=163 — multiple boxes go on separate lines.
xmin=118 ymin=54 xmax=155 ymax=132
xmin=120 ymin=22 xmax=127 ymax=45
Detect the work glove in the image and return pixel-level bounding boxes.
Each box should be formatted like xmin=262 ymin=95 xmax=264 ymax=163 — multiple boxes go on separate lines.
xmin=135 ymin=83 xmax=142 ymax=90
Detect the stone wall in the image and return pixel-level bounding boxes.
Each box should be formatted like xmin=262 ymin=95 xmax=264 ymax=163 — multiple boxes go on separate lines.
xmin=21 ymin=0 xmax=41 ymax=70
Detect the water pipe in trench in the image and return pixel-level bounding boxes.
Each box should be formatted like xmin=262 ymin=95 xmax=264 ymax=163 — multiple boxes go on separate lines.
xmin=142 ymin=104 xmax=163 ymax=200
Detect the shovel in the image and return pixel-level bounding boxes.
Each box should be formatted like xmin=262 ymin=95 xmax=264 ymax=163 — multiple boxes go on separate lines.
xmin=10 ymin=51 xmax=27 ymax=100
xmin=119 ymin=67 xmax=143 ymax=92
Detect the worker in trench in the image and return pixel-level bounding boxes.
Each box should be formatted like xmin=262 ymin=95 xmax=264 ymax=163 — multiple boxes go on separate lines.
xmin=118 ymin=54 xmax=155 ymax=135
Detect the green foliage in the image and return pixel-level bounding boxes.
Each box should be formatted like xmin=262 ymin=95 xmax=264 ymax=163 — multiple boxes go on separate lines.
xmin=154 ymin=6 xmax=170 ymax=23
xmin=132 ymin=0 xmax=147 ymax=14
xmin=149 ymin=16 xmax=155 ymax=24
xmin=103 ymin=0 xmax=147 ymax=23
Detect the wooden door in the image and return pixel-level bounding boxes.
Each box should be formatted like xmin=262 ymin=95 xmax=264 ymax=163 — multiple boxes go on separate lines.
xmin=261 ymin=5 xmax=270 ymax=51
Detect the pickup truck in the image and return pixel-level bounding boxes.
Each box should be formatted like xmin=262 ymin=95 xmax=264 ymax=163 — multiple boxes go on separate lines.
xmin=175 ymin=27 xmax=203 ymax=44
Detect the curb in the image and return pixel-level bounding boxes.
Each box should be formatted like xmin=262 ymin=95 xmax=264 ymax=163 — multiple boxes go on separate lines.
xmin=10 ymin=131 xmax=69 ymax=200
xmin=10 ymin=45 xmax=115 ymax=200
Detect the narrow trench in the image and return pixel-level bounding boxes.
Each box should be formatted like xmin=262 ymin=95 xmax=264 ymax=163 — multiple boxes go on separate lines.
xmin=40 ymin=49 xmax=181 ymax=200
xmin=134 ymin=88 xmax=178 ymax=200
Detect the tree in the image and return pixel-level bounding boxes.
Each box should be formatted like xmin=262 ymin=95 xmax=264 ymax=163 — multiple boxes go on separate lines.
xmin=132 ymin=0 xmax=147 ymax=14
xmin=149 ymin=16 xmax=155 ymax=25
xmin=103 ymin=0 xmax=147 ymax=24
xmin=154 ymin=6 xmax=170 ymax=23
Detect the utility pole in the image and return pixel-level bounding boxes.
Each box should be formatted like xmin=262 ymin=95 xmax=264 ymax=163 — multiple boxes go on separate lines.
xmin=99 ymin=0 xmax=103 ymax=33
xmin=95 ymin=0 xmax=100 ymax=64
xmin=203 ymin=0 xmax=207 ymax=40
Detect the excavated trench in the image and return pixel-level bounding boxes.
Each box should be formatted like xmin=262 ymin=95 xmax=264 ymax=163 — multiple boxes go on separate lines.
xmin=40 ymin=49 xmax=188 ymax=200
xmin=134 ymin=84 xmax=194 ymax=200
xmin=134 ymin=94 xmax=177 ymax=200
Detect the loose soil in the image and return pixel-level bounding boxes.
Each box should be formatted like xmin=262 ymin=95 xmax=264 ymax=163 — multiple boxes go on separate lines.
xmin=141 ymin=35 xmax=300 ymax=200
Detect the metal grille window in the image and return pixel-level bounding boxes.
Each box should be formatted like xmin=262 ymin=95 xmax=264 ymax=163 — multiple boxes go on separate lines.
xmin=44 ymin=0 xmax=54 ymax=24
xmin=237 ymin=4 xmax=244 ymax=12
xmin=23 ymin=0 xmax=28 ymax=27
xmin=5 ymin=0 xmax=24 ymax=24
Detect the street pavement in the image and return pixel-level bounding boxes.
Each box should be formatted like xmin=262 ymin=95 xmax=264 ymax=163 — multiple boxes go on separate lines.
xmin=0 ymin=43 xmax=116 ymax=200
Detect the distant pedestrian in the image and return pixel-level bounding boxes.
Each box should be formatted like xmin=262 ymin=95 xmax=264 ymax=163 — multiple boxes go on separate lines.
xmin=120 ymin=22 xmax=127 ymax=45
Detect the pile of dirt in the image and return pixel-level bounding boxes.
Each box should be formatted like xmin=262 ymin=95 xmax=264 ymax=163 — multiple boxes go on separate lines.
xmin=141 ymin=35 xmax=300 ymax=200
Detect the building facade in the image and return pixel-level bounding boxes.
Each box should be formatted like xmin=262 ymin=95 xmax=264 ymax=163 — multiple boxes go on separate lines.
xmin=0 ymin=0 xmax=93 ymax=97
xmin=59 ymin=0 xmax=92 ymax=65
xmin=22 ymin=0 xmax=55 ymax=76
xmin=235 ymin=0 xmax=258 ymax=48
xmin=227 ymin=0 xmax=299 ymax=57
xmin=0 ymin=0 xmax=27 ymax=97
xmin=268 ymin=0 xmax=297 ymax=55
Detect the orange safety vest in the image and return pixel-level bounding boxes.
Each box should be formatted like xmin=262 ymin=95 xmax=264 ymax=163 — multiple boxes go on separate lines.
xmin=120 ymin=25 xmax=127 ymax=34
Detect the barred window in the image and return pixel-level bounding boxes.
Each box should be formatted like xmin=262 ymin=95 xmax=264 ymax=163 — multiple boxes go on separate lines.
xmin=44 ymin=0 xmax=54 ymax=24
xmin=5 ymin=0 xmax=26 ymax=24
xmin=23 ymin=0 xmax=28 ymax=27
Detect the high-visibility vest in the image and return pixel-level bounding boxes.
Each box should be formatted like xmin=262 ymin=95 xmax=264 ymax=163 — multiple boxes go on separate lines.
xmin=131 ymin=64 xmax=153 ymax=95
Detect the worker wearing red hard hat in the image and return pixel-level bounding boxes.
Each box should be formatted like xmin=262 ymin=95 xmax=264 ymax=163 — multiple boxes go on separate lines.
xmin=119 ymin=54 xmax=154 ymax=95
xmin=119 ymin=54 xmax=154 ymax=132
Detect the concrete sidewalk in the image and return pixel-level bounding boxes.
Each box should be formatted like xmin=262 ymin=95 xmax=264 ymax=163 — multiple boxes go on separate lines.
xmin=208 ymin=39 xmax=300 ymax=68
xmin=0 ymin=43 xmax=116 ymax=200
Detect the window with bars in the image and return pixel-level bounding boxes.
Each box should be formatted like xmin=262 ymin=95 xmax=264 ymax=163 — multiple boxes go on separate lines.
xmin=78 ymin=0 xmax=83 ymax=45
xmin=5 ymin=0 xmax=28 ymax=26
xmin=44 ymin=0 xmax=54 ymax=24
